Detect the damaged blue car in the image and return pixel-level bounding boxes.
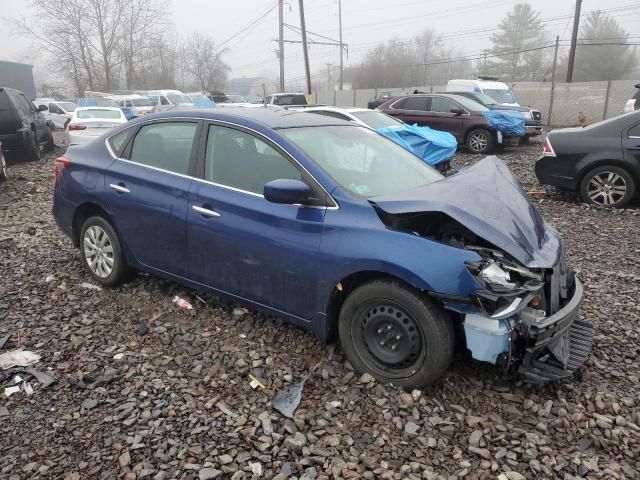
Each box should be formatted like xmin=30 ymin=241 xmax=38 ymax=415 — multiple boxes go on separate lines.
xmin=52 ymin=107 xmax=592 ymax=388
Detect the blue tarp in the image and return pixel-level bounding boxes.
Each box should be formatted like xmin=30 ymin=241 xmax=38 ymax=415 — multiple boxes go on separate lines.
xmin=482 ymin=110 xmax=525 ymax=136
xmin=377 ymin=124 xmax=457 ymax=167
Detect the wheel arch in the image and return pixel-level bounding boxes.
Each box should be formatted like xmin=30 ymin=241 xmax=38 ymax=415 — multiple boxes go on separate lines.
xmin=71 ymin=202 xmax=113 ymax=247
xmin=575 ymin=157 xmax=640 ymax=186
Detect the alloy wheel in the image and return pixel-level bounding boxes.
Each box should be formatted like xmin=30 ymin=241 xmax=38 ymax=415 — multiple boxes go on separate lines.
xmin=469 ymin=132 xmax=488 ymax=153
xmin=83 ymin=225 xmax=115 ymax=278
xmin=587 ymin=171 xmax=627 ymax=206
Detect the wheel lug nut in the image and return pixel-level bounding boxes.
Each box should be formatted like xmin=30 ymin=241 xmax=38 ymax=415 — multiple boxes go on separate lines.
xmin=391 ymin=345 xmax=397 ymax=350
xmin=377 ymin=328 xmax=382 ymax=334
xmin=396 ymin=335 xmax=401 ymax=340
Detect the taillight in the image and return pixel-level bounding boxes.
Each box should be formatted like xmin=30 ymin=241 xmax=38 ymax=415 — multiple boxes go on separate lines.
xmin=543 ymin=138 xmax=556 ymax=157
xmin=54 ymin=155 xmax=71 ymax=178
xmin=67 ymin=124 xmax=87 ymax=131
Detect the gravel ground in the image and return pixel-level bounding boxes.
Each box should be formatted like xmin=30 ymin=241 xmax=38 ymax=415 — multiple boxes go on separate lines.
xmin=0 ymin=134 xmax=639 ymax=480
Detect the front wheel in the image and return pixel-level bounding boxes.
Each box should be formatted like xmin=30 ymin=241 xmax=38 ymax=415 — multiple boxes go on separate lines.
xmin=579 ymin=166 xmax=635 ymax=208
xmin=80 ymin=216 xmax=127 ymax=286
xmin=338 ymin=280 xmax=454 ymax=389
xmin=466 ymin=128 xmax=495 ymax=154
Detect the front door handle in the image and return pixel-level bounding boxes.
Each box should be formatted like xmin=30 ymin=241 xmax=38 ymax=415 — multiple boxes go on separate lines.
xmin=192 ymin=205 xmax=220 ymax=217
xmin=109 ymin=183 xmax=130 ymax=193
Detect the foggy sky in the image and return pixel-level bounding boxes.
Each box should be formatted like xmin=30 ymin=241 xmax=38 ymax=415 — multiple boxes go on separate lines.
xmin=0 ymin=0 xmax=638 ymax=87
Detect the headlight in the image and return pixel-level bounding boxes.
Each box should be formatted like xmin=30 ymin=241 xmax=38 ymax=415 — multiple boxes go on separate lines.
xmin=480 ymin=262 xmax=516 ymax=289
xmin=523 ymin=111 xmax=533 ymax=119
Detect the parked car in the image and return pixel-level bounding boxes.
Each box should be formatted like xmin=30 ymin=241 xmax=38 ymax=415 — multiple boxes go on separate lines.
xmin=34 ymin=98 xmax=76 ymax=129
xmin=378 ymin=93 xmax=518 ymax=154
xmin=0 ymin=87 xmax=54 ymax=161
xmin=447 ymin=77 xmax=518 ymax=106
xmin=209 ymin=91 xmax=230 ymax=103
xmin=623 ymin=83 xmax=640 ymax=114
xmin=368 ymin=91 xmax=402 ymax=110
xmin=147 ymin=90 xmax=194 ymax=112
xmin=536 ymin=110 xmax=640 ymax=207
xmin=306 ymin=106 xmax=405 ymax=129
xmin=264 ymin=93 xmax=309 ymax=107
xmin=65 ymin=107 xmax=127 ymax=146
xmin=53 ymin=108 xmax=591 ymax=387
xmin=445 ymin=91 xmax=542 ymax=141
xmin=108 ymin=94 xmax=154 ymax=117
xmin=0 ymin=142 xmax=7 ymax=181
xmin=244 ymin=94 xmax=264 ymax=104
xmin=78 ymin=98 xmax=136 ymax=120
xmin=226 ymin=93 xmax=249 ymax=104
xmin=186 ymin=92 xmax=216 ymax=107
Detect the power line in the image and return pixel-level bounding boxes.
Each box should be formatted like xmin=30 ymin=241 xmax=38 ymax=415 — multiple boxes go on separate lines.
xmin=218 ymin=0 xmax=279 ymax=48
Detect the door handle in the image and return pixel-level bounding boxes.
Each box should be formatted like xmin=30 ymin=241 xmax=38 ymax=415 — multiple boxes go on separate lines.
xmin=192 ymin=205 xmax=221 ymax=217
xmin=109 ymin=183 xmax=130 ymax=193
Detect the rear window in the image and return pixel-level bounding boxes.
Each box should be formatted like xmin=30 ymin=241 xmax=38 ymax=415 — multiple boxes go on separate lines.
xmin=273 ymin=94 xmax=307 ymax=105
xmin=77 ymin=109 xmax=122 ymax=119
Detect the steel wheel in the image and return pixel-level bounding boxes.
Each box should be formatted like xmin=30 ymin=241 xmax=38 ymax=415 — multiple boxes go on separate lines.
xmin=83 ymin=225 xmax=115 ymax=278
xmin=586 ymin=171 xmax=627 ymax=206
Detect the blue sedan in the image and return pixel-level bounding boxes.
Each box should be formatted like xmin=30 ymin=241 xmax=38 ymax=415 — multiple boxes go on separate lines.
xmin=53 ymin=107 xmax=592 ymax=387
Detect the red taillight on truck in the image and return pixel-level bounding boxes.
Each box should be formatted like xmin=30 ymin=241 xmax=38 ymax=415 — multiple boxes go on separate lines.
xmin=543 ymin=138 xmax=556 ymax=157
xmin=54 ymin=156 xmax=71 ymax=178
xmin=67 ymin=124 xmax=87 ymax=131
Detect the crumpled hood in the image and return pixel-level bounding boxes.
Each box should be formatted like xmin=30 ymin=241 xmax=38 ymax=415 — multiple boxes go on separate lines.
xmin=369 ymin=156 xmax=562 ymax=268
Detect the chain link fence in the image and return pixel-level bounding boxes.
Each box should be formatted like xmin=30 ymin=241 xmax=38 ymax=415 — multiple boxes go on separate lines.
xmin=314 ymin=79 xmax=637 ymax=127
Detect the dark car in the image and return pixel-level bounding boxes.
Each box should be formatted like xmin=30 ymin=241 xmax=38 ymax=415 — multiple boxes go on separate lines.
xmin=378 ymin=93 xmax=514 ymax=154
xmin=53 ymin=107 xmax=591 ymax=387
xmin=623 ymin=83 xmax=640 ymax=114
xmin=535 ymin=111 xmax=640 ymax=207
xmin=0 ymin=87 xmax=54 ymax=161
xmin=446 ymin=91 xmax=543 ymax=141
xmin=367 ymin=91 xmax=400 ymax=110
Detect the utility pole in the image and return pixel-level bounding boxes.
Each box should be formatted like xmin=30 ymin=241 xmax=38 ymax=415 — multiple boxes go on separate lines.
xmin=326 ymin=63 xmax=332 ymax=92
xmin=278 ymin=0 xmax=285 ymax=92
xmin=566 ymin=0 xmax=582 ymax=82
xmin=548 ymin=35 xmax=560 ymax=126
xmin=298 ymin=0 xmax=311 ymax=95
xmin=338 ymin=0 xmax=343 ymax=90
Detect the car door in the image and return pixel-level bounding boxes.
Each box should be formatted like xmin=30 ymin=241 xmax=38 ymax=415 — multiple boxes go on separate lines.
xmin=385 ymin=96 xmax=430 ymax=126
xmin=623 ymin=121 xmax=640 ymax=164
xmin=427 ymin=96 xmax=466 ymax=140
xmin=48 ymin=103 xmax=67 ymax=128
xmin=12 ymin=92 xmax=47 ymax=141
xmin=104 ymin=120 xmax=201 ymax=278
xmin=187 ymin=123 xmax=327 ymax=320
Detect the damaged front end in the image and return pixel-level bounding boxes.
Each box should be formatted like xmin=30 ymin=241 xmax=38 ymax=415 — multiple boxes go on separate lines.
xmin=370 ymin=157 xmax=593 ymax=383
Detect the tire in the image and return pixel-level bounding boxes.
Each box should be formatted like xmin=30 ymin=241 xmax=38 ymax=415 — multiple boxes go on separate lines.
xmin=521 ymin=135 xmax=531 ymax=145
xmin=0 ymin=151 xmax=7 ymax=182
xmin=579 ymin=165 xmax=635 ymax=208
xmin=44 ymin=127 xmax=55 ymax=152
xmin=80 ymin=216 xmax=127 ymax=287
xmin=338 ymin=280 xmax=454 ymax=389
xmin=466 ymin=128 xmax=495 ymax=154
xmin=22 ymin=130 xmax=40 ymax=162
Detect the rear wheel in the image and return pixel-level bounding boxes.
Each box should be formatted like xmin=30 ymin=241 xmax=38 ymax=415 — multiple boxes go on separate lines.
xmin=22 ymin=130 xmax=40 ymax=162
xmin=579 ymin=166 xmax=635 ymax=208
xmin=80 ymin=216 xmax=127 ymax=286
xmin=44 ymin=127 xmax=55 ymax=152
xmin=466 ymin=128 xmax=495 ymax=154
xmin=338 ymin=280 xmax=454 ymax=388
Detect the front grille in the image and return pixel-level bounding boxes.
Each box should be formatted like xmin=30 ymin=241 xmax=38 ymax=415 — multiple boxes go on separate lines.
xmin=532 ymin=110 xmax=542 ymax=121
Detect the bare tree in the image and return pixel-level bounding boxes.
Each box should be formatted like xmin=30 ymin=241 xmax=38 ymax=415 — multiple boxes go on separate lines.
xmin=183 ymin=33 xmax=230 ymax=91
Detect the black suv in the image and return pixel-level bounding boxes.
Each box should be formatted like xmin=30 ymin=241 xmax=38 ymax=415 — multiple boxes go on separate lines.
xmin=0 ymin=87 xmax=54 ymax=161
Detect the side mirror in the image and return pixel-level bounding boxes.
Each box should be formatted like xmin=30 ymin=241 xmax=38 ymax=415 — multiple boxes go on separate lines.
xmin=264 ymin=179 xmax=315 ymax=205
xmin=450 ymin=108 xmax=465 ymax=115
xmin=38 ymin=104 xmax=48 ymax=112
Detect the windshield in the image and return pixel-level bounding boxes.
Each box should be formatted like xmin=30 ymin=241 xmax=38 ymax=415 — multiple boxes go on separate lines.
xmin=227 ymin=94 xmax=247 ymax=103
xmin=447 ymin=95 xmax=489 ymax=112
xmin=483 ymin=88 xmax=516 ymax=104
xmin=167 ymin=94 xmax=192 ymax=104
xmin=77 ymin=109 xmax=122 ymax=119
xmin=470 ymin=93 xmax=498 ymax=105
xmin=274 ymin=94 xmax=307 ymax=105
xmin=58 ymin=101 xmax=76 ymax=111
xmin=244 ymin=94 xmax=263 ymax=103
xmin=132 ymin=98 xmax=153 ymax=106
xmin=351 ymin=111 xmax=403 ymax=129
xmin=281 ymin=125 xmax=442 ymax=197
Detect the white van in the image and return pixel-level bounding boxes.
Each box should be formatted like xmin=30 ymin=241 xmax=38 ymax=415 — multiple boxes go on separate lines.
xmin=108 ymin=94 xmax=154 ymax=117
xmin=446 ymin=78 xmax=519 ymax=106
xmin=145 ymin=90 xmax=194 ymax=112
xmin=33 ymin=98 xmax=77 ymax=129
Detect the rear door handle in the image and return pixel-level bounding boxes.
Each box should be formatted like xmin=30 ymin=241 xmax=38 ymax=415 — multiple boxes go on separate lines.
xmin=109 ymin=183 xmax=130 ymax=193
xmin=192 ymin=205 xmax=220 ymax=217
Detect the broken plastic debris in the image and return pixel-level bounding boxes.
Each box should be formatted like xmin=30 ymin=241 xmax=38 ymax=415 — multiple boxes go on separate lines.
xmin=216 ymin=401 xmax=239 ymax=418
xmin=172 ymin=296 xmax=193 ymax=310
xmin=24 ymin=368 xmax=55 ymax=388
xmin=4 ymin=385 xmax=20 ymax=397
xmin=272 ymin=361 xmax=322 ymax=418
xmin=22 ymin=381 xmax=34 ymax=396
xmin=233 ymin=307 xmax=248 ymax=316
xmin=70 ymin=367 xmax=121 ymax=389
xmin=79 ymin=282 xmax=102 ymax=291
xmin=195 ymin=294 xmax=207 ymax=305
xmin=0 ymin=350 xmax=41 ymax=369
xmin=113 ymin=353 xmax=124 ymax=360
xmin=45 ymin=275 xmax=56 ymax=283
xmin=13 ymin=375 xmax=23 ymax=384
xmin=248 ymin=374 xmax=265 ymax=390
xmin=239 ymin=333 xmax=247 ymax=339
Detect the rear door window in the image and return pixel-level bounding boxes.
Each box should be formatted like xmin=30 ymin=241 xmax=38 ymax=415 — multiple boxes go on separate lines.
xmin=430 ymin=97 xmax=459 ymax=113
xmin=108 ymin=128 xmax=134 ymax=156
xmin=628 ymin=123 xmax=640 ymax=138
xmin=128 ymin=122 xmax=198 ymax=175
xmin=401 ymin=96 xmax=429 ymax=111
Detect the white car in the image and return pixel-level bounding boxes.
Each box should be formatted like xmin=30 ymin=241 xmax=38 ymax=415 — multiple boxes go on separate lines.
xmin=305 ymin=107 xmax=404 ymax=129
xmin=146 ymin=90 xmax=194 ymax=112
xmin=34 ymin=98 xmax=77 ymax=129
xmin=65 ymin=107 xmax=127 ymax=146
xmin=108 ymin=94 xmax=154 ymax=117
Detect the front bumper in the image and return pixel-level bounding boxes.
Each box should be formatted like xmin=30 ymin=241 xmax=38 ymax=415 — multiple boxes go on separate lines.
xmin=525 ymin=125 xmax=543 ymax=136
xmin=517 ymin=277 xmax=593 ymax=383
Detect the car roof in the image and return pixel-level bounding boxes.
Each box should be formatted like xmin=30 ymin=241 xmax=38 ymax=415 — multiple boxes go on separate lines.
xmin=129 ymin=106 xmax=352 ymax=129
xmin=76 ymin=106 xmax=122 ymax=111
